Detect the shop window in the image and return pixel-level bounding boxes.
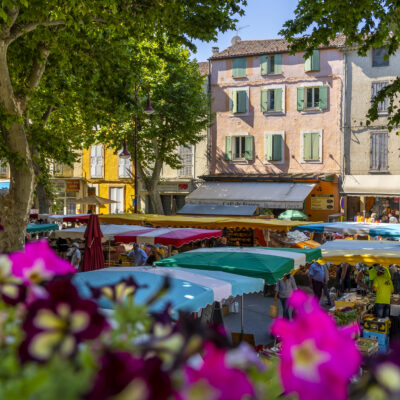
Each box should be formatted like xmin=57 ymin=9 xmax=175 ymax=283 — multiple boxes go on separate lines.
xmin=372 ymin=81 xmax=389 ymax=113
xmin=178 ymin=145 xmax=193 ymax=177
xmin=370 ymin=132 xmax=388 ymax=171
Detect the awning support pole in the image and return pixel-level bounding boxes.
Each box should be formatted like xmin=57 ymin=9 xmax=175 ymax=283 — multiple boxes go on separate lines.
xmin=241 ymin=294 xmax=244 ymax=338
xmin=108 ymin=240 xmax=111 ymax=266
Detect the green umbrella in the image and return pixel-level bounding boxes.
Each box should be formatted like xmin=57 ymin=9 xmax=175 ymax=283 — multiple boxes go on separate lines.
xmin=278 ymin=210 xmax=308 ymax=221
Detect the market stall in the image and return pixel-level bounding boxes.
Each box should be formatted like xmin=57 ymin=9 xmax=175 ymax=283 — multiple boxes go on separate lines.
xmin=114 ymin=227 xmax=222 ymax=247
xmin=26 ymin=223 xmax=59 ymax=234
xmin=43 ymin=214 xmax=91 ymax=223
xmin=155 ymin=247 xmax=321 ymax=284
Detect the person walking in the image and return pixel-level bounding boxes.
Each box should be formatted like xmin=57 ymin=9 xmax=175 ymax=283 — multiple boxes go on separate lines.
xmin=322 ymin=262 xmax=333 ymax=307
xmin=66 ymin=242 xmax=81 ymax=270
xmin=308 ymin=261 xmax=326 ymax=301
xmin=128 ymin=244 xmax=148 ymax=266
xmin=274 ymin=273 xmax=297 ymax=319
xmin=373 ymin=266 xmax=394 ymax=318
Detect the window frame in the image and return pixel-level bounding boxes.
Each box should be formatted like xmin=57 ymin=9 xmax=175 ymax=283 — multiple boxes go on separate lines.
xmin=372 ymin=47 xmax=390 ymax=67
xmin=90 ymin=144 xmax=104 ymax=179
xmin=118 ymin=150 xmax=131 ymax=179
xmin=262 ymin=84 xmax=285 ymax=114
xmin=229 ymin=87 xmax=249 ymax=116
xmin=370 ymin=131 xmax=388 ymax=172
xmin=109 ymin=186 xmax=125 ymax=214
xmin=177 ymin=145 xmax=194 ymax=178
xmin=226 ymin=132 xmax=250 ymax=163
xmin=300 ymin=129 xmax=323 ymax=163
xmin=371 ymin=81 xmax=389 ymax=115
xmin=232 ymin=57 xmax=247 ymax=78
xmin=305 ymin=86 xmax=320 ymax=110
xmin=264 ymin=131 xmax=285 ymax=165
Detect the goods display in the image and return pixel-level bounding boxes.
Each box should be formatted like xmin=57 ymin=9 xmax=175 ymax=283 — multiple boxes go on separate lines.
xmin=356 ymin=338 xmax=379 ymax=357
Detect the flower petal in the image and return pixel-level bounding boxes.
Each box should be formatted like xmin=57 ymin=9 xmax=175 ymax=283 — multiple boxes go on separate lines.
xmin=34 ymin=309 xmax=66 ymax=330
xmin=70 ymin=311 xmax=90 ymax=333
xmin=28 ymin=331 xmax=64 ymax=360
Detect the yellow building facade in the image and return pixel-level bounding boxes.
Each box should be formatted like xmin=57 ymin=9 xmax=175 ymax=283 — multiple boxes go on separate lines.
xmin=82 ymin=145 xmax=135 ymax=214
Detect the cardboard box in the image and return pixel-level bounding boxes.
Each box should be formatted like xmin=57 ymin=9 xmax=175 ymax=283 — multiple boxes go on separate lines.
xmin=363 ymin=330 xmax=389 ymax=354
xmin=357 ymin=338 xmax=378 ymax=356
xmin=363 ymin=317 xmax=391 ymax=334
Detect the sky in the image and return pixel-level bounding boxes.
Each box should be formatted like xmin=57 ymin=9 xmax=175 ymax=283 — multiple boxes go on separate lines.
xmin=191 ymin=0 xmax=301 ymax=62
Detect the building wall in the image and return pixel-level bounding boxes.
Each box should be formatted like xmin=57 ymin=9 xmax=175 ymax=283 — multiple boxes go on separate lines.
xmin=345 ymin=49 xmax=400 ymax=174
xmin=210 ymin=49 xmax=344 ymax=176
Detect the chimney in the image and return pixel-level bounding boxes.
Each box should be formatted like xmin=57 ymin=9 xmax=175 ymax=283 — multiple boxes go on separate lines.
xmin=212 ymin=46 xmax=219 ymax=56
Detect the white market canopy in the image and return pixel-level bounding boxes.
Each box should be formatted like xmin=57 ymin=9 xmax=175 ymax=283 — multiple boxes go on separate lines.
xmin=52 ymin=224 xmax=144 ymax=241
xmin=343 ymin=175 xmax=400 ymax=196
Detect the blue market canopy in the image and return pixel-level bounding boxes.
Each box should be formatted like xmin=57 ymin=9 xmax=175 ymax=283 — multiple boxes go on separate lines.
xmin=26 ymin=223 xmax=59 ymax=234
xmin=294 ymin=222 xmax=400 ymax=239
xmin=73 ymin=266 xmax=264 ymax=315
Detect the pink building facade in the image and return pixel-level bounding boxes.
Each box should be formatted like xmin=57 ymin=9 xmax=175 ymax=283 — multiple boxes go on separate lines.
xmin=206 ymin=37 xmax=345 ymax=221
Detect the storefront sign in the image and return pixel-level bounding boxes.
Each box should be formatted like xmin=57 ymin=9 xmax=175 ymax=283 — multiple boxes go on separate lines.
xmin=311 ymin=194 xmax=335 ymax=210
xmin=66 ymin=180 xmax=80 ymax=193
xmin=178 ymin=183 xmax=188 ymax=190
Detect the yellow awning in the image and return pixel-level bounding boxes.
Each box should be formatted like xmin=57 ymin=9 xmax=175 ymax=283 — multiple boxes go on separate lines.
xmin=99 ymin=214 xmax=153 ymax=225
xmin=321 ymin=249 xmax=400 ymax=267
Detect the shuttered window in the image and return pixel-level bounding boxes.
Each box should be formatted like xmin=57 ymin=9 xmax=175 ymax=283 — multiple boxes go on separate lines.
xmin=225 ymin=135 xmax=253 ymax=161
xmin=178 ymin=145 xmax=194 ymax=177
xmin=118 ymin=150 xmax=131 ymax=178
xmin=232 ymin=57 xmax=246 ymax=78
xmin=90 ymin=145 xmax=103 ymax=178
xmin=0 ymin=161 xmax=8 ymax=176
xmin=261 ymin=88 xmax=283 ymax=112
xmin=298 ymin=86 xmax=328 ymax=110
xmin=231 ymin=89 xmax=247 ymax=114
xmin=260 ymin=54 xmax=282 ymax=75
xmin=265 ymin=133 xmax=283 ymax=162
xmin=372 ymin=47 xmax=389 ymax=67
xmin=303 ymin=132 xmax=321 ymax=161
xmin=370 ymin=132 xmax=388 ymax=171
xmin=304 ymin=50 xmax=320 ymax=72
xmin=110 ymin=187 xmax=124 ymax=214
xmin=372 ymin=81 xmax=389 ymax=113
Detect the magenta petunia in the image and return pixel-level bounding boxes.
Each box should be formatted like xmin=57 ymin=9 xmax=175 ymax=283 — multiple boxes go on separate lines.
xmin=19 ymin=278 xmax=108 ymax=362
xmin=183 ymin=342 xmax=255 ymax=400
xmin=10 ymin=240 xmax=76 ymax=285
xmin=271 ymin=290 xmax=361 ymax=400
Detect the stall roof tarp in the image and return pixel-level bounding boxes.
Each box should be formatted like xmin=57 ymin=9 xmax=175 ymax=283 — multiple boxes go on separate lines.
xmin=46 ymin=214 xmax=91 ymax=223
xmin=52 ymin=224 xmax=144 ymax=241
xmin=99 ymin=214 xmax=152 ymax=225
xmin=0 ymin=181 xmax=10 ymax=190
xmin=114 ymin=227 xmax=222 ymax=247
xmin=72 ymin=266 xmax=264 ymax=315
xmin=155 ymin=247 xmax=321 ymax=284
xmin=295 ymin=222 xmax=400 ymax=238
xmin=26 ymin=223 xmax=59 ymax=234
xmin=185 ymin=181 xmax=315 ymax=209
xmin=343 ymin=175 xmax=400 ymax=196
xmin=320 ymin=239 xmax=400 ymax=266
xmin=177 ymin=203 xmax=258 ymax=216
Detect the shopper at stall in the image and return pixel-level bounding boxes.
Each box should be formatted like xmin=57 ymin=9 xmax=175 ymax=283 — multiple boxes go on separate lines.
xmin=389 ymin=213 xmax=398 ymax=223
xmin=215 ymin=236 xmax=228 ymax=247
xmin=337 ymin=262 xmax=352 ymax=296
xmin=356 ymin=263 xmax=370 ymax=295
xmin=373 ymin=266 xmax=394 ymax=318
xmin=274 ymin=273 xmax=297 ymax=319
xmin=322 ymin=262 xmax=333 ymax=307
xmin=66 ymin=242 xmax=81 ymax=270
xmin=128 ymin=244 xmax=148 ymax=266
xmin=308 ymin=261 xmax=326 ymax=300
xmin=147 ymin=246 xmax=162 ymax=265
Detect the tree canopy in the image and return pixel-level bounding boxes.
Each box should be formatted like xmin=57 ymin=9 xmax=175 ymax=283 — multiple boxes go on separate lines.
xmin=280 ymin=0 xmax=400 ymax=128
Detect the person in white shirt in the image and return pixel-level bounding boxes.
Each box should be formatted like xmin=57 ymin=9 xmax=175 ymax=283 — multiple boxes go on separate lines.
xmin=67 ymin=242 xmax=81 ymax=270
xmin=388 ymin=213 xmax=398 ymax=224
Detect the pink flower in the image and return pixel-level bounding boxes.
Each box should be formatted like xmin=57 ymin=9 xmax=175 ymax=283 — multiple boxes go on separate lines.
xmin=10 ymin=240 xmax=76 ymax=285
xmin=271 ymin=290 xmax=361 ymax=400
xmin=183 ymin=342 xmax=254 ymax=400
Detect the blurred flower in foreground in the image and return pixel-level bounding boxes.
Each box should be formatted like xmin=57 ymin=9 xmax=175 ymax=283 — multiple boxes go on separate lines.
xmin=19 ymin=279 xmax=108 ymax=362
xmin=183 ymin=342 xmax=255 ymax=400
xmin=10 ymin=241 xmax=76 ymax=285
xmin=0 ymin=255 xmax=26 ymax=305
xmin=271 ymin=290 xmax=361 ymax=400
xmin=86 ymin=350 xmax=173 ymax=400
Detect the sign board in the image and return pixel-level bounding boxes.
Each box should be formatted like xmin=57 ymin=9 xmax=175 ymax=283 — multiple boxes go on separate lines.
xmin=66 ymin=180 xmax=80 ymax=193
xmin=311 ymin=194 xmax=335 ymax=210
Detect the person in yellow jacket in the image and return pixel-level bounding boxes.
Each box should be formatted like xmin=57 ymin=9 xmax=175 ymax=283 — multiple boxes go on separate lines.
xmin=373 ymin=266 xmax=394 ymax=318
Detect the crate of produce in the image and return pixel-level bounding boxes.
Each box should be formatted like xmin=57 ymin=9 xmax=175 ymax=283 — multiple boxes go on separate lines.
xmin=363 ymin=317 xmax=391 ymax=334
xmin=356 ymin=338 xmax=378 ymax=356
xmin=335 ymin=299 xmax=357 ymax=309
xmin=334 ymin=308 xmax=359 ymax=326
xmin=362 ymin=330 xmax=389 ymax=354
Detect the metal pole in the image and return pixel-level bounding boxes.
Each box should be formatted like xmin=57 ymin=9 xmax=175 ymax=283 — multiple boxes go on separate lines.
xmin=241 ymin=294 xmax=244 ymax=337
xmin=134 ymin=86 xmax=138 ymax=214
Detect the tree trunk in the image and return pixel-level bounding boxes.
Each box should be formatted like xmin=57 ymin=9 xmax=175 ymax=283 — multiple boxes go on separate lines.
xmin=36 ymin=181 xmax=51 ymax=214
xmin=137 ymin=160 xmax=164 ymax=214
xmin=0 ymin=41 xmax=35 ymax=252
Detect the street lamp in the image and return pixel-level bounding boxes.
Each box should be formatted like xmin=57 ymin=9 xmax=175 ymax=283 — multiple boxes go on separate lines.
xmin=120 ymin=88 xmax=154 ymax=214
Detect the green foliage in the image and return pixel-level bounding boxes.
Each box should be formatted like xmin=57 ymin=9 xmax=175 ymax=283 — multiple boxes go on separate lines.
xmin=280 ymin=0 xmax=400 ymax=128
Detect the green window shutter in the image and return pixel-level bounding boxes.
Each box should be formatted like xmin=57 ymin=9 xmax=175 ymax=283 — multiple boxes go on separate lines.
xmin=304 ymin=55 xmax=312 ymax=72
xmin=274 ymin=54 xmax=282 ymax=74
xmin=311 ymin=132 xmax=320 ymax=160
xmin=232 ymin=57 xmax=246 ymax=77
xmin=231 ymin=90 xmax=237 ymax=113
xmin=272 ymin=134 xmax=282 ymax=161
xmin=260 ymin=89 xmax=268 ymax=112
xmin=274 ymin=88 xmax=283 ymax=111
xmin=265 ymin=134 xmax=273 ymax=161
xmin=225 ymin=136 xmax=232 ymax=160
xmin=312 ymin=50 xmax=320 ymax=71
xmin=260 ymin=55 xmax=268 ymax=75
xmin=244 ymin=136 xmax=253 ymax=161
xmin=303 ymin=132 xmax=312 ymax=160
xmin=297 ymin=87 xmax=304 ymax=110
xmin=319 ymin=85 xmax=328 ymax=109
xmin=237 ymin=90 xmax=247 ymax=113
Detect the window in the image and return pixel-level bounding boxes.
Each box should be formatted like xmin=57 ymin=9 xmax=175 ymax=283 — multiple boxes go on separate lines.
xmin=178 ymin=145 xmax=193 ymax=177
xmin=370 ymin=132 xmax=388 ymax=171
xmin=260 ymin=54 xmax=282 ymax=75
xmin=304 ymin=50 xmax=320 ymax=72
xmin=372 ymin=47 xmax=389 ymax=67
xmin=260 ymin=87 xmax=284 ymax=113
xmin=232 ymin=57 xmax=246 ymax=78
xmin=110 ymin=187 xmax=124 ymax=214
xmin=51 ymin=162 xmax=63 ymax=176
xmin=372 ymin=81 xmax=389 ymax=114
xmin=0 ymin=161 xmax=8 ymax=176
xmin=230 ymin=89 xmax=248 ymax=114
xmin=66 ymin=198 xmax=76 ymax=215
xmin=90 ymin=145 xmax=103 ymax=178
xmin=265 ymin=132 xmax=284 ymax=163
xmin=297 ymin=85 xmax=328 ymax=111
xmin=225 ymin=135 xmax=253 ymax=161
xmin=118 ymin=150 xmax=131 ymax=178
xmin=301 ymin=130 xmax=322 ymax=162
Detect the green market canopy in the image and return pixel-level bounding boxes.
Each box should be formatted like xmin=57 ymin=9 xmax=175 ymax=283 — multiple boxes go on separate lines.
xmin=26 ymin=223 xmax=59 ymax=234
xmin=155 ymin=247 xmax=321 ymax=285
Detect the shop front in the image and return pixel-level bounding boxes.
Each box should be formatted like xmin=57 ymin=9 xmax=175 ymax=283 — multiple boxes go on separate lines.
xmin=52 ymin=178 xmax=84 ymax=214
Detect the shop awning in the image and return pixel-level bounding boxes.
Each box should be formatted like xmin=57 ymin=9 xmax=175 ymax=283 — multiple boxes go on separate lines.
xmin=185 ymin=182 xmax=315 ymax=209
xmin=177 ymin=203 xmax=257 ymax=216
xmin=343 ymin=175 xmax=400 ymax=196
xmin=26 ymin=223 xmax=59 ymax=234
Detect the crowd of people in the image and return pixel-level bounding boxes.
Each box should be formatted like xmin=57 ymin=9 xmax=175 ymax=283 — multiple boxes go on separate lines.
xmin=354 ymin=211 xmax=399 ymax=223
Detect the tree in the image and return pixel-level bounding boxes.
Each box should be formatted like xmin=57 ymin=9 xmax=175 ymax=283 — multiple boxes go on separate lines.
xmin=98 ymin=41 xmax=210 ymax=214
xmin=0 ymin=0 xmax=246 ymax=252
xmin=280 ymin=0 xmax=400 ymax=127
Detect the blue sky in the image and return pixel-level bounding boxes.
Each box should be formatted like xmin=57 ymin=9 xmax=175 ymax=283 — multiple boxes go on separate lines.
xmin=191 ymin=0 xmax=300 ymax=61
